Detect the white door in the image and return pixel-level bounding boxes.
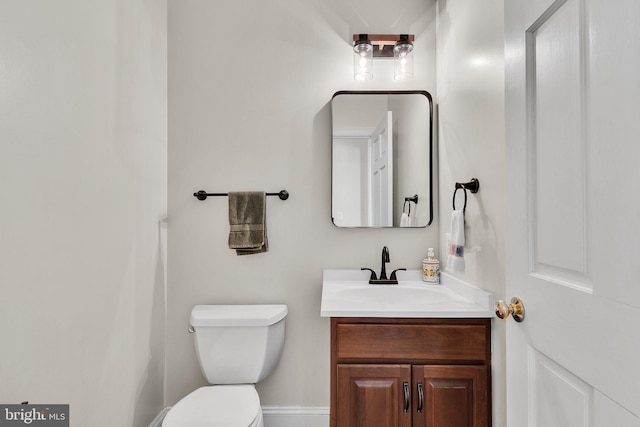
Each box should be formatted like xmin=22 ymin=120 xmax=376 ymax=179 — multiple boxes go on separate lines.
xmin=505 ymin=0 xmax=640 ymax=425
xmin=370 ymin=111 xmax=393 ymax=227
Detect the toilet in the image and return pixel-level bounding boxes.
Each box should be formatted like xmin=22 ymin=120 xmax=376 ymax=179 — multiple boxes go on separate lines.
xmin=162 ymin=304 xmax=288 ymax=427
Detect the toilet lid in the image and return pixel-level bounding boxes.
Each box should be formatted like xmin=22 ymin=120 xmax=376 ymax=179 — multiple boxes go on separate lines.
xmin=162 ymin=385 xmax=261 ymax=427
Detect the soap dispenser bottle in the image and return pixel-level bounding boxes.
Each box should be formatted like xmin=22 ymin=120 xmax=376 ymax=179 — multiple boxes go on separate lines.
xmin=422 ymin=248 xmax=440 ymax=284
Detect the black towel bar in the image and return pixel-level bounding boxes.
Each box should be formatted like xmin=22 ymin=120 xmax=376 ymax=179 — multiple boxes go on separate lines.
xmin=193 ymin=190 xmax=289 ymax=201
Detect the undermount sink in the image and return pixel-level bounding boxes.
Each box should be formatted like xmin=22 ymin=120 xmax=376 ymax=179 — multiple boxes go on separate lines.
xmin=320 ymin=269 xmax=494 ymax=318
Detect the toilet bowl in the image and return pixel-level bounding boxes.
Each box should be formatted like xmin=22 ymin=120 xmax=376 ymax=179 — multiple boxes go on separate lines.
xmin=162 ymin=385 xmax=263 ymax=427
xmin=162 ymin=304 xmax=287 ymax=427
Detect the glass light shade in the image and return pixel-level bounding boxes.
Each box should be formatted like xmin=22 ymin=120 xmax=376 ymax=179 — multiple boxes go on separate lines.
xmin=393 ymin=41 xmax=414 ymax=80
xmin=353 ymin=41 xmax=373 ymax=81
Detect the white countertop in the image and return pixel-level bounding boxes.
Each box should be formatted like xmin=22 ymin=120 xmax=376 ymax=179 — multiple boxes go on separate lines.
xmin=320 ymin=269 xmax=494 ymax=318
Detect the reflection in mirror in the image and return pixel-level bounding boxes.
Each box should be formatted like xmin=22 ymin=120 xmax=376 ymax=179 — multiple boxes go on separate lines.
xmin=331 ymin=91 xmax=433 ymax=228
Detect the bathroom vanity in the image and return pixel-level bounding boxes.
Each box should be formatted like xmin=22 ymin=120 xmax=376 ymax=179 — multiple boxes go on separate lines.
xmin=321 ymin=270 xmax=493 ymax=427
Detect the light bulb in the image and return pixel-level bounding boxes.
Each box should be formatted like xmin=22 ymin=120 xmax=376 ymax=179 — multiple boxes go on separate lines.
xmin=353 ymin=37 xmax=373 ymax=81
xmin=393 ymin=38 xmax=414 ymax=80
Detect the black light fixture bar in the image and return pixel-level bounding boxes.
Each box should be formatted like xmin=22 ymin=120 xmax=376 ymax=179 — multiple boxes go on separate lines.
xmin=352 ymin=34 xmax=415 ymax=58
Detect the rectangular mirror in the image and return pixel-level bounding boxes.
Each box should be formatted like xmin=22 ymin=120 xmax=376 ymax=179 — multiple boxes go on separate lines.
xmin=331 ymin=90 xmax=433 ymax=227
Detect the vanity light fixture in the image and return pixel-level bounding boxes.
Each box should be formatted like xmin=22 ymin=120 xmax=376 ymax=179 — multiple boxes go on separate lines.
xmin=352 ymin=34 xmax=415 ymax=81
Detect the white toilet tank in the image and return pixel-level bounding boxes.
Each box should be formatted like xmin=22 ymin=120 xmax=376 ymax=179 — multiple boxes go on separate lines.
xmin=190 ymin=304 xmax=287 ymax=385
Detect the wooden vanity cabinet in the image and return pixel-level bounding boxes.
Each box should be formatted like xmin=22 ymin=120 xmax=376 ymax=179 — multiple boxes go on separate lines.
xmin=330 ymin=317 xmax=491 ymax=427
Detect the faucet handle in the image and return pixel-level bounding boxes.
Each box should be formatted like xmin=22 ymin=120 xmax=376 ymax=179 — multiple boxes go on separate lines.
xmin=361 ymin=268 xmax=378 ymax=281
xmin=390 ymin=268 xmax=407 ymax=281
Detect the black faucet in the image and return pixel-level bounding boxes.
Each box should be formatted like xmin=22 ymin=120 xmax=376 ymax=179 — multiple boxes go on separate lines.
xmin=380 ymin=246 xmax=390 ymax=280
xmin=361 ymin=246 xmax=406 ymax=285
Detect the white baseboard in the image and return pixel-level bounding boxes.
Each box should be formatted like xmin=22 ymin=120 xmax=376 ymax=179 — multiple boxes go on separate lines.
xmin=150 ymin=406 xmax=329 ymax=427
xmin=262 ymin=406 xmax=330 ymax=427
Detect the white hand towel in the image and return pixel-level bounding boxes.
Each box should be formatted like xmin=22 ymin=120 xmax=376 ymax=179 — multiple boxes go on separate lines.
xmin=446 ymin=209 xmax=465 ymax=273
xmin=400 ymin=212 xmax=411 ymax=227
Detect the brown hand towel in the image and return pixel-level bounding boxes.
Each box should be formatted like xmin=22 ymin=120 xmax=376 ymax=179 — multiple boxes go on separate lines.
xmin=228 ymin=191 xmax=268 ymax=255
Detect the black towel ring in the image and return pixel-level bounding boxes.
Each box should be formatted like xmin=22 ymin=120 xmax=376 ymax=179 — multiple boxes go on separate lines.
xmin=452 ymin=185 xmax=468 ymax=213
xmin=403 ymin=194 xmax=418 ymax=216
xmin=452 ymin=178 xmax=480 ymax=214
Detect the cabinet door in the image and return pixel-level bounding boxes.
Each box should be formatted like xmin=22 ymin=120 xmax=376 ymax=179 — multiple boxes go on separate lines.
xmin=412 ymin=365 xmax=489 ymax=427
xmin=337 ymin=364 xmax=412 ymax=427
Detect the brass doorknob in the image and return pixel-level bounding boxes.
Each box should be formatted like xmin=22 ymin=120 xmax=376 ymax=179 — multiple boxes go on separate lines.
xmin=495 ymin=297 xmax=525 ymax=322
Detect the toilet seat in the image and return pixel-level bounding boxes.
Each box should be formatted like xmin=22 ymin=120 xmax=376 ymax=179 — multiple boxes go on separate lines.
xmin=162 ymin=385 xmax=262 ymax=427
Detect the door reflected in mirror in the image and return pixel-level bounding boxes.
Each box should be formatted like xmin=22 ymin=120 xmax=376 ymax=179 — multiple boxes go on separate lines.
xmin=331 ymin=91 xmax=433 ymax=228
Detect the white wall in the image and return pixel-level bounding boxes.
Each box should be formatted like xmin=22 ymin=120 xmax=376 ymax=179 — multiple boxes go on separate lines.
xmin=167 ymin=0 xmax=437 ymax=408
xmin=0 ymin=1 xmax=167 ymax=426
xmin=436 ymin=0 xmax=506 ymax=425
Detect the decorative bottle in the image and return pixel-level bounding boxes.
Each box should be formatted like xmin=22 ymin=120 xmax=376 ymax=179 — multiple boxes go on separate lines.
xmin=422 ymin=248 xmax=440 ymax=284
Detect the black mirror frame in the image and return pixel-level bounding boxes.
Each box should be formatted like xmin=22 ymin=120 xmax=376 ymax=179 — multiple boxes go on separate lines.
xmin=330 ymin=90 xmax=433 ymax=228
